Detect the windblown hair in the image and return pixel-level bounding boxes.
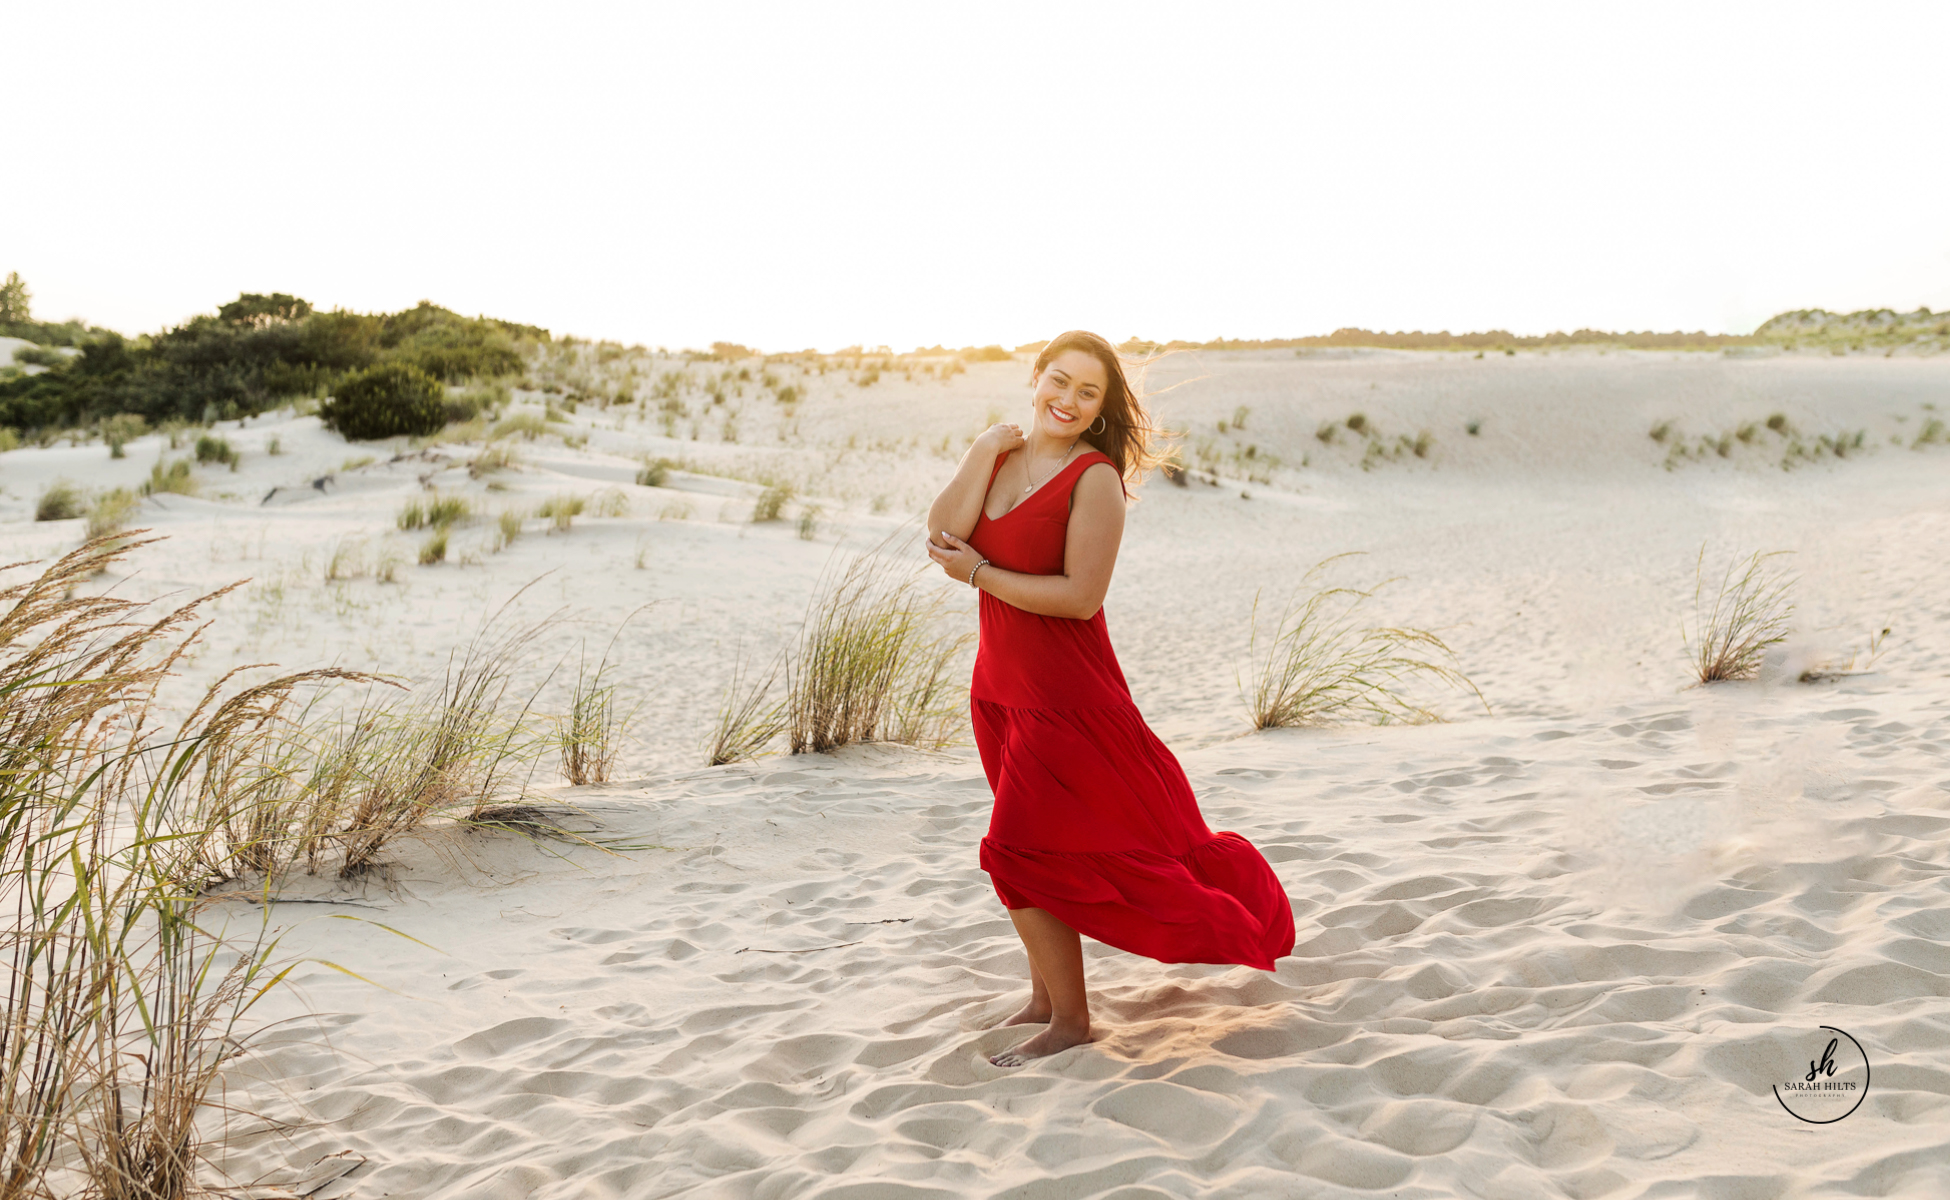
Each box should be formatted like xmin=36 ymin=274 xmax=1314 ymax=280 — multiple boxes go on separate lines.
xmin=1033 ymin=330 xmax=1165 ymax=490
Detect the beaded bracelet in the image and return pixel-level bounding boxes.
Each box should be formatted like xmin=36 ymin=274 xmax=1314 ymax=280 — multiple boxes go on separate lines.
xmin=968 ymin=558 xmax=989 ymax=587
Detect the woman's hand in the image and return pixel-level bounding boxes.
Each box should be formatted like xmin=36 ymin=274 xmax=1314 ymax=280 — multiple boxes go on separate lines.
xmin=975 ymin=423 xmax=1026 ymax=457
xmin=927 ymin=530 xmax=984 ymax=586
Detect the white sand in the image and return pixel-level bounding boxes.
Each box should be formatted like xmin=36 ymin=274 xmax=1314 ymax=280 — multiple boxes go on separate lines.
xmin=4 ymin=350 xmax=1949 ymax=1196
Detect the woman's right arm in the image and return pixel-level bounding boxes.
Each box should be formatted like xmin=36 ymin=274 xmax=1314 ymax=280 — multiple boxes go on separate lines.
xmin=926 ymin=423 xmax=1024 ymax=542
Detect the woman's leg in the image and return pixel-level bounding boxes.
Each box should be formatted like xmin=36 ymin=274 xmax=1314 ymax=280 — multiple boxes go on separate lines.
xmin=991 ymin=907 xmax=1094 ymax=1065
xmin=1001 ymin=954 xmax=1052 ymax=1026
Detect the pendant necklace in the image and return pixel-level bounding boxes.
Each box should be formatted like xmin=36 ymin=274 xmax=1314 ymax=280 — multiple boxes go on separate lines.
xmin=1023 ymin=441 xmax=1076 ymax=494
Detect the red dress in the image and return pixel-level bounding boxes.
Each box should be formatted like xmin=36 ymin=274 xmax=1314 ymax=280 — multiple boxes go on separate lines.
xmin=967 ymin=450 xmax=1295 ymax=970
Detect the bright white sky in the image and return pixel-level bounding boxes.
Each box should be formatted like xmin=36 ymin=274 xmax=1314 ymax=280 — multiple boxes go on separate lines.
xmin=8 ymin=2 xmax=1947 ymax=351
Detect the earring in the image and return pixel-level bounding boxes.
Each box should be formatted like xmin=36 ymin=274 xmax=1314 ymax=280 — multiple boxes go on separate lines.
xmin=1089 ymin=415 xmax=1107 ymax=435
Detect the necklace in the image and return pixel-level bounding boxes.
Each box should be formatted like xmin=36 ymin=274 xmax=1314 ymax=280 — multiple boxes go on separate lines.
xmin=1022 ymin=441 xmax=1078 ymax=494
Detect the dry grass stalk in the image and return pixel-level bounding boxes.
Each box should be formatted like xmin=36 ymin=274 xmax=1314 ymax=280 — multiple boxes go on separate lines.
xmin=786 ymin=548 xmax=972 ymax=754
xmin=1 ymin=536 xmax=300 ymax=1200
xmin=556 ymin=627 xmax=636 ymax=786
xmin=1686 ymin=548 xmax=1795 ymax=683
xmin=708 ymin=652 xmax=786 ymax=765
xmin=174 ymin=668 xmax=396 ymax=887
xmin=336 ymin=614 xmax=552 ymax=874
xmin=1244 ymin=554 xmax=1487 ymax=729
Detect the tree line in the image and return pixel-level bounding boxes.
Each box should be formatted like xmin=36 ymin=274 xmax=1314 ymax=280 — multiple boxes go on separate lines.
xmin=1 ymin=276 xmax=545 ymax=434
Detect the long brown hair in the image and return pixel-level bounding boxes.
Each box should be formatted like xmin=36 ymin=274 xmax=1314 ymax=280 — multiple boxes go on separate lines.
xmin=1033 ymin=330 xmax=1164 ymax=491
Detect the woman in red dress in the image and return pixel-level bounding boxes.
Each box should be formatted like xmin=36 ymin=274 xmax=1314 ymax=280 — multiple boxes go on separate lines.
xmin=925 ymin=331 xmax=1295 ymax=1066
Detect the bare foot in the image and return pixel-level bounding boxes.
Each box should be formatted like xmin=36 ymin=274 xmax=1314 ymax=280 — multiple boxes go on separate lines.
xmin=989 ymin=1021 xmax=1093 ymax=1068
xmin=1000 ymin=998 xmax=1052 ymax=1027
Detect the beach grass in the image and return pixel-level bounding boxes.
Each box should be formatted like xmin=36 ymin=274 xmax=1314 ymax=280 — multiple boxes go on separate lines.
xmin=35 ymin=478 xmax=82 ymax=521
xmin=143 ymin=459 xmax=197 ymax=497
xmin=753 ymin=481 xmax=794 ymax=523
xmin=84 ymin=487 xmax=140 ymax=540
xmin=1686 ymin=548 xmax=1795 ymax=683
xmin=0 ymin=537 xmax=317 ymax=1198
xmin=330 ymin=616 xmax=553 ymax=873
xmin=470 ymin=442 xmax=519 ymax=477
xmin=496 ymin=509 xmax=524 ymax=550
xmin=592 ymin=487 xmax=630 ymax=518
xmin=194 ymin=433 xmax=240 ymax=470
xmin=399 ymin=493 xmax=472 ymax=531
xmin=708 ymin=652 xmax=787 ymax=765
xmin=636 ymin=457 xmax=673 ymax=487
xmin=786 ymin=547 xmax=972 ymax=754
xmin=537 ymin=493 xmax=584 ymax=532
xmin=492 ymin=412 xmax=549 ymax=441
xmin=101 ymin=412 xmax=146 ymax=458
xmin=1244 ymin=554 xmax=1486 ymax=728
xmin=326 ymin=536 xmax=370 ymax=581
xmin=557 ymin=640 xmax=632 ymax=786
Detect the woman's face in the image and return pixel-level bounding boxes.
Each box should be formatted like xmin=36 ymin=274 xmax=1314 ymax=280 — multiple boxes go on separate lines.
xmin=1030 ymin=349 xmax=1109 ymax=442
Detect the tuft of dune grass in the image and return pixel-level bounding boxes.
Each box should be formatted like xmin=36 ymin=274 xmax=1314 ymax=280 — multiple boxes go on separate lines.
xmin=1685 ymin=547 xmax=1794 ymax=684
xmin=0 ymin=536 xmax=360 ymax=1199
xmin=556 ymin=626 xmax=639 ymax=786
xmin=1243 ymin=554 xmax=1487 ymax=729
xmin=470 ymin=442 xmax=519 ymax=477
xmin=143 ymin=459 xmax=197 ymax=497
xmin=399 ymin=492 xmax=471 ymax=531
xmin=492 ymin=411 xmax=549 ymax=441
xmin=536 ymin=493 xmax=584 ymax=532
xmin=786 ymin=545 xmax=972 ymax=754
xmin=496 ymin=509 xmax=524 ymax=550
xmin=752 ymin=481 xmax=794 ymax=523
xmin=709 ymin=652 xmax=786 ymax=765
xmin=592 ymin=486 xmax=630 ymax=518
xmin=85 ymin=488 xmax=140 ymax=540
xmin=194 ymin=433 xmax=239 ymax=470
xmin=36 ymin=479 xmax=83 ymax=521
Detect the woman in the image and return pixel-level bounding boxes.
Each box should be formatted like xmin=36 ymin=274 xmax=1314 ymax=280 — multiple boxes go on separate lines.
xmin=925 ymin=330 xmax=1295 ymax=1067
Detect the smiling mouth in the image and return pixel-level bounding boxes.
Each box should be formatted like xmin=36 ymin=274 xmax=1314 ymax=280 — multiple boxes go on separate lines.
xmin=1049 ymin=407 xmax=1077 ymax=424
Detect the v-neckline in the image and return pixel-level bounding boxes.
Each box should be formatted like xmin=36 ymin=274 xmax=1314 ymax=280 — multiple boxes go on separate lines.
xmin=982 ymin=449 xmax=1088 ymax=524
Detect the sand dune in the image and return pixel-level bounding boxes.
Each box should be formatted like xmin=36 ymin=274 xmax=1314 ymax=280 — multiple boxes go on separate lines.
xmin=223 ymin=690 xmax=1950 ymax=1198
xmin=5 ymin=350 xmax=1949 ymax=1196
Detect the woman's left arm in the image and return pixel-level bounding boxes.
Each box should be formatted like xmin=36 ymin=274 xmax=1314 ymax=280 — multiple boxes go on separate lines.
xmin=927 ymin=462 xmax=1125 ymax=620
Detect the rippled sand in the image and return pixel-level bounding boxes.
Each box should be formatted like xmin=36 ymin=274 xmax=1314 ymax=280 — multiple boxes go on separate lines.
xmin=5 ymin=350 xmax=1947 ymax=1196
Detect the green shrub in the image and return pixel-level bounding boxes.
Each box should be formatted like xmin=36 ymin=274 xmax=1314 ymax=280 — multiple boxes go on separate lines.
xmin=419 ymin=528 xmax=449 ymax=564
xmin=194 ymin=433 xmax=239 ymax=469
xmin=14 ymin=345 xmax=66 ymax=368
xmin=35 ymin=479 xmax=82 ymax=521
xmin=321 ymin=363 xmax=446 ymax=440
